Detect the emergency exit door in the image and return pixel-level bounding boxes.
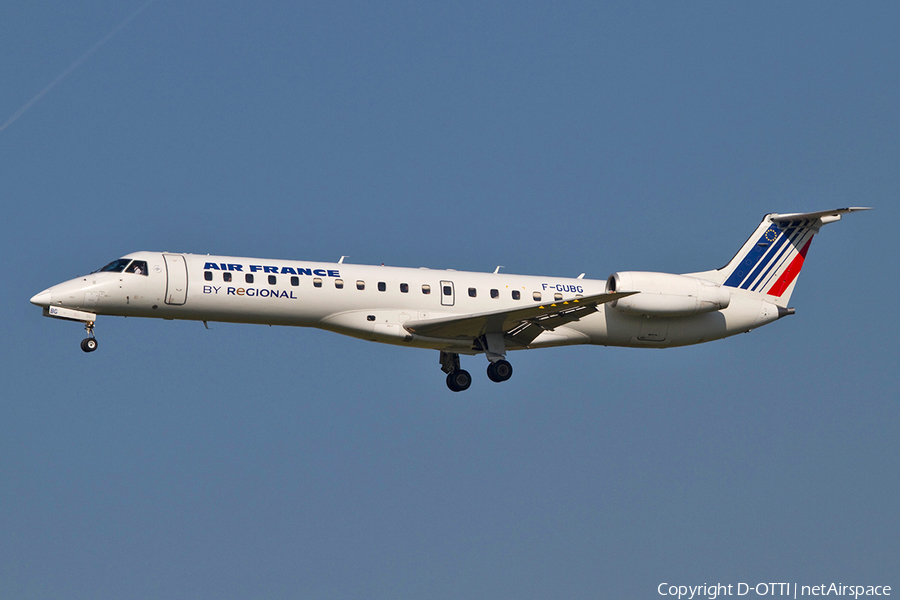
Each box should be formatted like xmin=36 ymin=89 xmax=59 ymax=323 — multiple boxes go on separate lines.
xmin=440 ymin=280 xmax=455 ymax=306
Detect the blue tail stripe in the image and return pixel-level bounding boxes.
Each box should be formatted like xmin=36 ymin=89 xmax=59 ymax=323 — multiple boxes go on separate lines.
xmin=747 ymin=227 xmax=796 ymax=291
xmin=750 ymin=227 xmax=804 ymax=292
xmin=724 ymin=224 xmax=782 ymax=288
xmin=754 ymin=221 xmax=813 ymax=292
xmin=756 ymin=228 xmax=814 ymax=293
xmin=749 ymin=226 xmax=804 ymax=292
xmin=741 ymin=226 xmax=794 ymax=290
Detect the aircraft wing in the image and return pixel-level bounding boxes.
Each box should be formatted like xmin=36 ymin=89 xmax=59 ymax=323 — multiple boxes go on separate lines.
xmin=403 ymin=291 xmax=637 ymax=345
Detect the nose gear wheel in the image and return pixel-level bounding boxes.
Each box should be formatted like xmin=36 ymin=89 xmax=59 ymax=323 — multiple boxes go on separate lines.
xmin=81 ymin=321 xmax=98 ymax=353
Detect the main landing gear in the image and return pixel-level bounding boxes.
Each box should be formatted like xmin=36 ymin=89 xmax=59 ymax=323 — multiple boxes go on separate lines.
xmin=440 ymin=351 xmax=471 ymax=392
xmin=440 ymin=351 xmax=513 ymax=392
xmin=80 ymin=321 xmax=98 ymax=353
xmin=446 ymin=369 xmax=472 ymax=392
xmin=487 ymin=360 xmax=513 ymax=383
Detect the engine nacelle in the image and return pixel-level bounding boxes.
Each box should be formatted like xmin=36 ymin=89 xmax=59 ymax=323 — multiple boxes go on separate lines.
xmin=606 ymin=272 xmax=731 ymax=317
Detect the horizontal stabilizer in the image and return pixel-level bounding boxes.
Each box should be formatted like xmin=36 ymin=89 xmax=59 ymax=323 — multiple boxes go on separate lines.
xmin=771 ymin=207 xmax=872 ymax=225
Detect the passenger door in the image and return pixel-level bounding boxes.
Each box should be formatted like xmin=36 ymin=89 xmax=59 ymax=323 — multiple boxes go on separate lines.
xmin=163 ymin=254 xmax=188 ymax=305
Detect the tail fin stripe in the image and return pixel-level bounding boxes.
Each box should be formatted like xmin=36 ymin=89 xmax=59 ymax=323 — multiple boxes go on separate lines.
xmin=741 ymin=225 xmax=798 ymax=290
xmin=767 ymin=237 xmax=813 ymax=297
xmin=746 ymin=225 xmax=808 ymax=292
xmin=753 ymin=228 xmax=814 ymax=293
xmin=723 ymin=224 xmax=783 ymax=288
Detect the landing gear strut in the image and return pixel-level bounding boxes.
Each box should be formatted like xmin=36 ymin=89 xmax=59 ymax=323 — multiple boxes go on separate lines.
xmin=80 ymin=321 xmax=98 ymax=353
xmin=440 ymin=351 xmax=471 ymax=392
xmin=480 ymin=333 xmax=513 ymax=384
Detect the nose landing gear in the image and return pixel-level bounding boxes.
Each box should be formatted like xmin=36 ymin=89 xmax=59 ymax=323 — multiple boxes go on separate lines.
xmin=80 ymin=321 xmax=98 ymax=353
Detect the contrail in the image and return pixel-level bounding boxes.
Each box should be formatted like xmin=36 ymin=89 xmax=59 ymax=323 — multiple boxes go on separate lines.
xmin=0 ymin=0 xmax=155 ymax=134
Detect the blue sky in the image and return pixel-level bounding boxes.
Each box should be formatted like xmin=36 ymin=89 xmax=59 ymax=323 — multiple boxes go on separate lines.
xmin=2 ymin=2 xmax=897 ymax=598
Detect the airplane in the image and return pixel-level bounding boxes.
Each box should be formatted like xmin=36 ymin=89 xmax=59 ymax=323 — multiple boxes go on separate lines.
xmin=30 ymin=207 xmax=868 ymax=391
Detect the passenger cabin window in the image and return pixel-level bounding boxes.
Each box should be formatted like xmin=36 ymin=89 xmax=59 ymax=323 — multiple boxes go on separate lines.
xmin=224 ymin=272 xmax=232 ymax=282
xmin=378 ymin=282 xmax=386 ymax=292
xmin=400 ymin=283 xmax=409 ymax=293
xmin=357 ymin=281 xmax=365 ymax=290
xmin=422 ymin=284 xmax=431 ymax=295
xmin=204 ymin=271 xmax=213 ymax=281
xmin=512 ymin=290 xmax=521 ymax=300
xmin=313 ymin=278 xmax=323 ymax=288
xmin=268 ymin=275 xmax=277 ymax=285
xmin=245 ymin=274 xmax=254 ymax=284
xmin=491 ymin=289 xmax=499 ymax=299
xmin=554 ymin=293 xmax=563 ymax=301
xmin=443 ymin=285 xmax=452 ymax=296
xmin=468 ymin=288 xmax=476 ymax=298
xmin=290 ymin=276 xmax=299 ymax=286
xmin=533 ymin=292 xmax=542 ymax=301
xmin=128 ymin=260 xmax=148 ymax=275
xmin=335 ymin=279 xmax=344 ymax=289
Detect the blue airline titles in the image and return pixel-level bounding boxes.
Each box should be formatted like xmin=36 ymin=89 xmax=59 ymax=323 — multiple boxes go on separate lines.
xmin=203 ymin=262 xmax=341 ymax=277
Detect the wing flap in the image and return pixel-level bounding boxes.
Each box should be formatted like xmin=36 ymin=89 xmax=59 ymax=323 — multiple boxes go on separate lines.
xmin=403 ymin=291 xmax=636 ymax=341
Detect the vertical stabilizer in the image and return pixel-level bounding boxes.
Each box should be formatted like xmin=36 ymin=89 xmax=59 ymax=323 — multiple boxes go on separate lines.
xmin=687 ymin=207 xmax=870 ymax=306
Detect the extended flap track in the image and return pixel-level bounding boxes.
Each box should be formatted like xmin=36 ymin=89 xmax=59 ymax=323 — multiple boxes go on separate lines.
xmin=505 ymin=302 xmax=599 ymax=347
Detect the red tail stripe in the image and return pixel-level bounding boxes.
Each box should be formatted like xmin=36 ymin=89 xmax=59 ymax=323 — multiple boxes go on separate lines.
xmin=768 ymin=238 xmax=812 ymax=297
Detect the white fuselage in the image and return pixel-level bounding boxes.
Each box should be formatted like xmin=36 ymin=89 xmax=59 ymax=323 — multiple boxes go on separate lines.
xmin=33 ymin=251 xmax=781 ymax=355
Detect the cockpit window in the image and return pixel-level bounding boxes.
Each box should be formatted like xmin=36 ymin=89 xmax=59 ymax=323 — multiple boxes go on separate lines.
xmin=96 ymin=258 xmax=148 ymax=275
xmin=98 ymin=258 xmax=131 ymax=273
xmin=128 ymin=260 xmax=148 ymax=275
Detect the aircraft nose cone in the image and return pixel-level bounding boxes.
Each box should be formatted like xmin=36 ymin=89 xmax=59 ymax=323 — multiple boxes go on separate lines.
xmin=30 ymin=289 xmax=51 ymax=307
